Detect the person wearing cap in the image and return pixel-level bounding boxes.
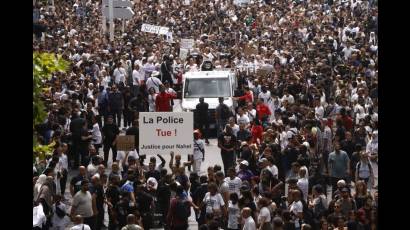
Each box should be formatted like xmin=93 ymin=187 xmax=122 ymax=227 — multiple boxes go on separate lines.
xmin=70 ymin=179 xmax=97 ymax=229
xmin=237 ymin=160 xmax=254 ymax=183
xmin=336 ymin=186 xmax=357 ymax=218
xmin=145 ymin=71 xmax=163 ymax=94
xmin=192 ymin=129 xmax=206 ymax=173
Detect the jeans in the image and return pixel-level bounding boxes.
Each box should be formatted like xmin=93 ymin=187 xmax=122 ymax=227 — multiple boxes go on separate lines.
xmin=103 ymin=143 xmax=117 ymax=166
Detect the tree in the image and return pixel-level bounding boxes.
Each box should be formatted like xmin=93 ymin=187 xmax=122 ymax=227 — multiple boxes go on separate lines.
xmin=33 ymin=52 xmax=68 ymax=159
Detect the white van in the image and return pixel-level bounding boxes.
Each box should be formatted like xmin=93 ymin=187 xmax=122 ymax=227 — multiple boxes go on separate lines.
xmin=181 ymin=70 xmax=237 ymax=129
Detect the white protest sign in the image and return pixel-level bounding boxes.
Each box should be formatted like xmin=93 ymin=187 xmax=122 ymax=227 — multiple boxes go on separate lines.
xmin=234 ymin=0 xmax=250 ymax=6
xmin=166 ymin=31 xmax=173 ymax=43
xmin=180 ymin=38 xmax=195 ymax=49
xmin=179 ymin=48 xmax=189 ymax=60
xmin=141 ymin=23 xmax=169 ymax=35
xmin=139 ymin=112 xmax=193 ymax=156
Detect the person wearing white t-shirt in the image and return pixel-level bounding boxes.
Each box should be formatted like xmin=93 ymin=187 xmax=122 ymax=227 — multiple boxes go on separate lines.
xmin=258 ymin=86 xmax=272 ymax=105
xmin=228 ymin=117 xmax=240 ymax=137
xmin=281 ymin=91 xmax=294 ymax=104
xmin=113 ymin=62 xmax=127 ymax=85
xmin=227 ymin=193 xmax=241 ymax=230
xmin=131 ymin=65 xmax=142 ymax=97
xmin=116 ymin=150 xmax=139 ymax=172
xmin=193 ymin=130 xmax=205 ymax=173
xmin=257 ymin=198 xmax=272 ymax=230
xmin=246 ymin=102 xmax=257 ymax=123
xmin=289 ymin=190 xmax=304 ymax=229
xmin=237 ymin=107 xmax=251 ymax=127
xmin=342 ymin=44 xmax=359 ymax=60
xmin=297 ymin=168 xmax=309 ymax=202
xmin=70 ymin=215 xmax=91 ymax=230
xmin=224 ymin=168 xmax=242 ymax=197
xmin=91 ymin=117 xmax=102 ymax=152
xmin=202 ymin=183 xmax=227 ymax=218
xmin=314 ymin=99 xmax=325 ymax=120
xmin=146 ymin=72 xmax=163 ymax=93
xmin=242 ymin=207 xmax=257 ymax=230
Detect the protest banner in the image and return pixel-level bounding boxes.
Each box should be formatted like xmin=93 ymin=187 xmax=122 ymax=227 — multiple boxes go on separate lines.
xmin=179 ymin=48 xmax=189 ymax=60
xmin=116 ymin=135 xmax=135 ymax=151
xmin=180 ymin=38 xmax=195 ymax=49
xmin=141 ymin=23 xmax=170 ymax=35
xmin=234 ymin=0 xmax=250 ymax=6
xmin=139 ymin=112 xmax=193 ymax=156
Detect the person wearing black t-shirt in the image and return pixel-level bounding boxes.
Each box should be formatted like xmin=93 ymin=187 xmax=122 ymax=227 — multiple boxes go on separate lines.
xmin=125 ymin=120 xmax=139 ymax=152
xmin=102 ymin=116 xmax=120 ymax=166
xmin=106 ymin=175 xmax=121 ymax=230
xmin=70 ymin=166 xmax=88 ymax=197
xmin=135 ymin=184 xmax=154 ymax=230
xmin=70 ymin=114 xmax=86 ymax=168
xmin=145 ymin=162 xmax=161 ymax=181
xmin=90 ymin=175 xmax=105 ymax=230
xmin=218 ymin=125 xmax=237 ymax=175
xmin=79 ymin=122 xmax=93 ymax=166
xmin=195 ymin=97 xmax=210 ymax=144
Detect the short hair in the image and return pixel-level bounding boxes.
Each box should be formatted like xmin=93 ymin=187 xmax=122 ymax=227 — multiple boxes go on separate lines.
xmin=200 ymin=175 xmax=208 ymax=184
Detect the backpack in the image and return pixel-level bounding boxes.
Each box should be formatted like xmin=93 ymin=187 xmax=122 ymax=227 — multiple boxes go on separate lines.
xmin=220 ymin=104 xmax=231 ymax=120
xmin=174 ymin=198 xmax=191 ymax=220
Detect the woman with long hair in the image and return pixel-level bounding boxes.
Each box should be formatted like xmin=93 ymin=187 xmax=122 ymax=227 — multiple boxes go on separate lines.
xmin=257 ymin=197 xmax=273 ymax=230
xmin=353 ymin=180 xmax=371 ymax=209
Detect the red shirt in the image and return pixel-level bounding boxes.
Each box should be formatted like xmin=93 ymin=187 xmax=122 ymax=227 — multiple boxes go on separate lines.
xmin=256 ymin=104 xmax=271 ymax=120
xmin=238 ymin=91 xmax=253 ymax=103
xmin=251 ymin=125 xmax=263 ymax=144
xmin=342 ymin=115 xmax=353 ymax=131
xmin=156 ymin=92 xmax=176 ymax=111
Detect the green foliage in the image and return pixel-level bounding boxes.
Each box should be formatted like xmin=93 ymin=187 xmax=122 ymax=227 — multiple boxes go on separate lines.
xmin=33 ymin=52 xmax=68 ymax=147
xmin=33 ymin=52 xmax=68 ymax=127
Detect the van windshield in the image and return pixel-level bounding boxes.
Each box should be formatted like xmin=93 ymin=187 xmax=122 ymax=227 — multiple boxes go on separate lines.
xmin=184 ymin=78 xmax=231 ymax=98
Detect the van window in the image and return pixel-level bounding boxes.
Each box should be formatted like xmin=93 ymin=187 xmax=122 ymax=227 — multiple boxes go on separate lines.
xmin=184 ymin=78 xmax=231 ymax=98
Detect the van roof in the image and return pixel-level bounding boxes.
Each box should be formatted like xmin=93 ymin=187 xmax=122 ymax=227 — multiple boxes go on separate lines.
xmin=183 ymin=71 xmax=233 ymax=79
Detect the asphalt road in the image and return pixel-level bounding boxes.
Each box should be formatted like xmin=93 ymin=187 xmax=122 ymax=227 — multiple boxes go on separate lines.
xmin=62 ymin=100 xmax=378 ymax=229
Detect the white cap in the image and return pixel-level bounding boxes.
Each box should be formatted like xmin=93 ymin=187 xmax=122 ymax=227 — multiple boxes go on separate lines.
xmin=147 ymin=177 xmax=158 ymax=190
xmin=240 ymin=160 xmax=249 ymax=166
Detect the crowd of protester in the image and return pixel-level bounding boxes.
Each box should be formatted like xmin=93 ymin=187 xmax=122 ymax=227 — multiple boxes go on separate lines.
xmin=33 ymin=0 xmax=378 ymax=229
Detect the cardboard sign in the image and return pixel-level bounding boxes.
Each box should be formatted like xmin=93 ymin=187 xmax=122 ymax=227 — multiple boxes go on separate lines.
xmin=116 ymin=135 xmax=135 ymax=151
xmin=180 ymin=38 xmax=195 ymax=49
xmin=139 ymin=112 xmax=193 ymax=156
xmin=244 ymin=44 xmax=258 ymax=56
xmin=141 ymin=23 xmax=169 ymax=35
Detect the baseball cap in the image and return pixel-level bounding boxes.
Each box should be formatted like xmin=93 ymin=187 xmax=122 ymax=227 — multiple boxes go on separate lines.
xmin=240 ymin=160 xmax=249 ymax=166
